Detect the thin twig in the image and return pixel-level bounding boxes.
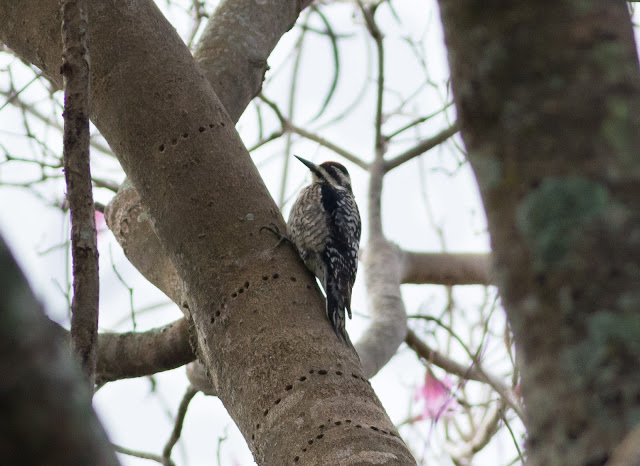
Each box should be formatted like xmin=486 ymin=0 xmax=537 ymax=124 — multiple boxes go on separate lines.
xmin=248 ymin=129 xmax=285 ymax=152
xmin=279 ymin=12 xmax=309 ymax=207
xmin=308 ymin=5 xmax=341 ymax=122
xmin=113 ymin=444 xmax=174 ymax=466
xmin=385 ymin=101 xmax=455 ymax=140
xmin=0 ymin=71 xmax=42 ymax=112
xmin=445 ymin=400 xmax=507 ymax=461
xmin=358 ymin=2 xmax=385 ymax=157
xmin=405 ymin=329 xmax=523 ymax=420
xmin=502 ymin=411 xmax=525 ymax=464
xmin=385 ymin=121 xmax=460 ymax=172
xmin=162 ymin=385 xmax=199 ymax=466
xmin=287 ymin=122 xmax=368 ymax=169
xmin=260 ymin=94 xmax=368 ymax=169
xmin=0 ymin=89 xmax=114 ymax=156
xmin=92 ymin=177 xmax=119 ymax=192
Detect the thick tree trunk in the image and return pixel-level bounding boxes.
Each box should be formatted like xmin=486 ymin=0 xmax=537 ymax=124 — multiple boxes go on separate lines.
xmin=438 ymin=1 xmax=640 ymax=464
xmin=0 ymin=0 xmax=415 ymax=464
xmin=0 ymin=236 xmax=119 ymax=466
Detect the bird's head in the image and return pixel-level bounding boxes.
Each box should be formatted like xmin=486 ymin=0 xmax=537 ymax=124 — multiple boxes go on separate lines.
xmin=294 ymin=156 xmax=352 ymax=191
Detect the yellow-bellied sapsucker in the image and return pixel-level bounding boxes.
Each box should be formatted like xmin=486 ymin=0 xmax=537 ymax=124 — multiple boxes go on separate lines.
xmin=287 ymin=156 xmax=361 ymax=343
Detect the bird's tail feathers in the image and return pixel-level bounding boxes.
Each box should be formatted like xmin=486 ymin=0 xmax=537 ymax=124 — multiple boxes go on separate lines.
xmin=326 ymin=276 xmax=350 ymax=343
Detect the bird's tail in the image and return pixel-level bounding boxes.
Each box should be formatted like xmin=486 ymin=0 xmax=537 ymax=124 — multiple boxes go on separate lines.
xmin=326 ymin=275 xmax=351 ymax=344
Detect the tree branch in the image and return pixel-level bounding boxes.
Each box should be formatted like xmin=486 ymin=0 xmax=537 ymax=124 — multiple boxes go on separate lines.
xmin=162 ymin=385 xmax=198 ymax=466
xmin=608 ymin=424 xmax=640 ymax=466
xmin=96 ymin=318 xmax=195 ymax=383
xmin=193 ymin=0 xmax=314 ymax=123
xmin=259 ymin=94 xmax=369 ymax=170
xmin=350 ymin=5 xmax=411 ymax=378
xmin=384 ymin=121 xmax=460 ymax=172
xmin=358 ymin=2 xmax=384 ymax=156
xmin=355 ymin=240 xmax=408 ymax=378
xmin=444 ymin=400 xmax=506 ymax=462
xmin=438 ymin=1 xmax=640 ymax=461
xmin=113 ymin=444 xmax=171 ymax=466
xmin=402 ymin=251 xmax=492 ymax=286
xmin=405 ymin=329 xmax=522 ymax=418
xmin=1 ymin=1 xmax=415 ymax=462
xmin=61 ymin=0 xmax=99 ymax=387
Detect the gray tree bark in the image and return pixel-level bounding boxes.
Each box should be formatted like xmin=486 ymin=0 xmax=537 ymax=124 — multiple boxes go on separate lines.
xmin=61 ymin=0 xmax=100 ymax=387
xmin=438 ymin=1 xmax=640 ymax=464
xmin=0 ymin=0 xmax=416 ymax=464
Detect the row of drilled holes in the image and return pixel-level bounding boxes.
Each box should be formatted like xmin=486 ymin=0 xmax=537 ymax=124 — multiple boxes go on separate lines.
xmin=252 ymin=369 xmax=370 ymax=441
xmin=157 ymin=121 xmax=226 ymax=152
xmin=210 ymin=273 xmax=312 ymax=325
xmin=292 ymin=420 xmax=397 ymax=463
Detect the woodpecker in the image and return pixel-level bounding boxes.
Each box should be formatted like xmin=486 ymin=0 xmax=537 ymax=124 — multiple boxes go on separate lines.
xmin=287 ymin=156 xmax=361 ymax=343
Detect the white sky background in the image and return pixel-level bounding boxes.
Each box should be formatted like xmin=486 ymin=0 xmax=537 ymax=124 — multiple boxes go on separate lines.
xmin=4 ymin=1 xmax=633 ymax=465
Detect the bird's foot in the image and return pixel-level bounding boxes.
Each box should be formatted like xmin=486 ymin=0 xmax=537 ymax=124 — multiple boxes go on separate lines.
xmin=260 ymin=223 xmax=291 ymax=249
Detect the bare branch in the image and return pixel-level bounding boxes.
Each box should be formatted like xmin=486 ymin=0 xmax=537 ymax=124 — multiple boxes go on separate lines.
xmin=384 ymin=102 xmax=455 ymax=140
xmin=193 ymin=0 xmax=314 ymax=122
xmin=96 ymin=319 xmax=195 ymax=383
xmin=405 ymin=329 xmax=523 ymax=419
xmin=402 ymin=251 xmax=493 ymax=286
xmin=0 ymin=89 xmax=114 ymax=156
xmin=355 ymin=240 xmax=407 ymax=378
xmin=444 ymin=400 xmax=506 ymax=462
xmin=113 ymin=444 xmax=172 ymax=466
xmin=61 ymin=0 xmax=99 ymax=387
xmin=385 ymin=121 xmax=460 ymax=172
xmin=260 ymin=94 xmax=368 ymax=170
xmin=279 ymin=16 xmax=309 ymax=207
xmin=358 ymin=2 xmax=384 ymax=156
xmin=162 ymin=385 xmax=198 ymax=466
xmin=92 ymin=177 xmax=119 ymax=192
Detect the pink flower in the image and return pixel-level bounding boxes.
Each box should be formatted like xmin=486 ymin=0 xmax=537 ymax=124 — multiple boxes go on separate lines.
xmin=94 ymin=210 xmax=106 ymax=236
xmin=414 ymin=370 xmax=457 ymax=421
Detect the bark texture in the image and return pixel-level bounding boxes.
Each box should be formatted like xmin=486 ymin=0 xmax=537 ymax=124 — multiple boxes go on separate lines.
xmin=95 ymin=318 xmax=194 ymax=383
xmin=193 ymin=0 xmax=313 ymax=123
xmin=61 ymin=0 xmax=100 ymax=386
xmin=0 ymin=236 xmax=118 ymax=466
xmin=438 ymin=1 xmax=640 ymax=464
xmin=105 ymin=0 xmax=315 ymax=315
xmin=401 ymin=252 xmax=492 ymax=286
xmin=0 ymin=1 xmax=415 ymax=463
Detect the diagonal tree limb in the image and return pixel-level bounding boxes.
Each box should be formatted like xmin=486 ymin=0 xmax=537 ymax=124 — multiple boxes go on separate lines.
xmin=384 ymin=121 xmax=460 ymax=172
xmin=0 ymin=1 xmax=416 ymax=463
xmin=193 ymin=0 xmax=314 ymax=123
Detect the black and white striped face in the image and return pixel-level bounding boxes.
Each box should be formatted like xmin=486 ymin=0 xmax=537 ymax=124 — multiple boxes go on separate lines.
xmin=295 ymin=156 xmax=352 ymax=191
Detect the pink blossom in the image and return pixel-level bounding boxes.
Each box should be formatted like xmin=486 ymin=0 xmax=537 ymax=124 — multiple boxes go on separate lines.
xmin=414 ymin=371 xmax=457 ymax=421
xmin=94 ymin=210 xmax=106 ymax=236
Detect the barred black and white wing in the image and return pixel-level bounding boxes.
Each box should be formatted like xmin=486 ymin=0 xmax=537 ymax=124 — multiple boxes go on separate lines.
xmin=286 ymin=157 xmax=361 ymax=343
xmin=320 ymin=183 xmax=361 ymax=342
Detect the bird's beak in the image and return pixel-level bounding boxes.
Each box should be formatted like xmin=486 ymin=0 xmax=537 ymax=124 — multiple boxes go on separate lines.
xmin=294 ymin=155 xmax=323 ymax=178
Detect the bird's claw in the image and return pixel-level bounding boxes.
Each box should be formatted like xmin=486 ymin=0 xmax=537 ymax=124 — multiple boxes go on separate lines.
xmin=260 ymin=223 xmax=290 ymax=248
